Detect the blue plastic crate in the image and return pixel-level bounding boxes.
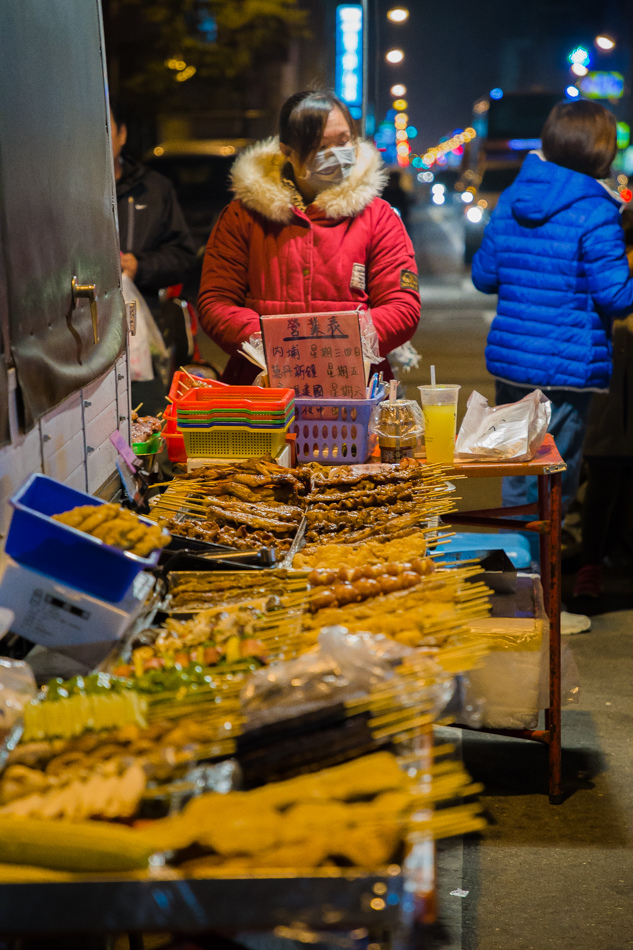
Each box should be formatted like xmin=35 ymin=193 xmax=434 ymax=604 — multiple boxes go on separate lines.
xmin=6 ymin=474 xmax=163 ymax=603
xmin=433 ymin=532 xmax=533 ymax=570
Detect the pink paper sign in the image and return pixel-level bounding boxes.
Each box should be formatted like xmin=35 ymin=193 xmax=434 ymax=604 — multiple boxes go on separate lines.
xmin=260 ymin=311 xmax=366 ymax=399
xmin=109 ymin=430 xmax=140 ymax=473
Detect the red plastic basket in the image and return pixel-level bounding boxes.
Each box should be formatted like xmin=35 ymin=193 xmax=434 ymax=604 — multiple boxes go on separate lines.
xmin=163 ymin=404 xmax=187 ymax=463
xmin=167 ymin=370 xmax=228 ymax=405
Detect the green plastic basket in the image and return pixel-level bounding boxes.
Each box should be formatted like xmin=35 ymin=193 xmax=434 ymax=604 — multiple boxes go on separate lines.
xmin=182 ymin=425 xmax=290 ymax=458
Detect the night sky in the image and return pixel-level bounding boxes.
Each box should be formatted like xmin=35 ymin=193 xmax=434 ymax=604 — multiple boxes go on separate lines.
xmin=373 ymin=0 xmax=631 ymax=150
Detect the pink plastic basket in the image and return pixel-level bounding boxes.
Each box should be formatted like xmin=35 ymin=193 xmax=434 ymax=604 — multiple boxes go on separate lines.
xmin=293 ymin=391 xmax=384 ymax=464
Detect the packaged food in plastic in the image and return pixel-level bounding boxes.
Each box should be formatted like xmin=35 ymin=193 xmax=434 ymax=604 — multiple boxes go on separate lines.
xmin=0 ymin=658 xmax=37 ymax=736
xmin=455 ymin=617 xmax=580 ymax=730
xmin=455 ymin=389 xmax=551 ymax=461
xmin=370 ymin=398 xmax=424 ymax=462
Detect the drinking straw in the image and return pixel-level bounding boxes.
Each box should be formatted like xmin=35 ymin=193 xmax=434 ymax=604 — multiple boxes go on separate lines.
xmin=389 ymin=379 xmax=398 ymax=403
xmin=430 ymin=365 xmax=436 ymax=386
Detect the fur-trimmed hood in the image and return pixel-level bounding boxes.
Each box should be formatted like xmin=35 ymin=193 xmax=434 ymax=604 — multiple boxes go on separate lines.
xmin=230 ymin=137 xmax=388 ymax=223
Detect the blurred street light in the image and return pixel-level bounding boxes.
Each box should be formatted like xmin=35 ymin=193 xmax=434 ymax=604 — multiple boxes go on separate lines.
xmin=595 ymin=35 xmax=615 ymax=50
xmin=387 ymin=7 xmax=409 ymax=22
xmin=569 ymin=46 xmax=590 ymax=66
xmin=390 ymin=83 xmax=406 ymax=96
xmin=566 ymin=85 xmax=580 ymax=98
xmin=571 ymin=63 xmax=589 ymax=77
xmin=393 ymin=98 xmax=408 ymax=110
xmin=386 ymin=48 xmax=404 ymax=64
xmin=490 ymin=88 xmax=503 ymax=99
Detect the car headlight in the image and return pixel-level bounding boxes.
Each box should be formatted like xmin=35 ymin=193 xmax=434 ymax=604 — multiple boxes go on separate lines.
xmin=466 ymin=206 xmax=484 ymax=224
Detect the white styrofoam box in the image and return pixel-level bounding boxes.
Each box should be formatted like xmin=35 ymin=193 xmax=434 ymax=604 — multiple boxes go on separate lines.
xmin=85 ymin=401 xmax=118 ymax=452
xmin=87 ymin=436 xmax=119 ymax=494
xmin=116 ymin=352 xmax=128 ymax=387
xmin=0 ymin=424 xmax=43 ymax=551
xmin=0 ymin=560 xmax=154 ymax=647
xmin=40 ymin=393 xmax=83 ymax=458
xmin=61 ymin=464 xmax=89 ymax=494
xmin=44 ymin=431 xmax=86 ymax=485
xmin=82 ymin=371 xmax=117 ymax=426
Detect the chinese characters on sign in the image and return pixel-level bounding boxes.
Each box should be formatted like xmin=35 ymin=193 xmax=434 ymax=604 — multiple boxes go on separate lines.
xmin=261 ymin=311 xmax=366 ymax=399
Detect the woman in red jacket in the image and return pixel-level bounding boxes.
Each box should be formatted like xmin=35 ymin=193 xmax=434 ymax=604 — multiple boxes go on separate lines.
xmin=198 ymin=90 xmax=421 ymax=385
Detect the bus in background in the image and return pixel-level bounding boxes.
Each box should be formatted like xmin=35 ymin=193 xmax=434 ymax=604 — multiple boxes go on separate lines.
xmin=461 ymin=91 xmax=561 ymax=263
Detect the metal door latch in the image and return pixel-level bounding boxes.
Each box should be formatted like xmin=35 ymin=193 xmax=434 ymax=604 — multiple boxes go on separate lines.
xmin=72 ymin=276 xmax=99 ymax=344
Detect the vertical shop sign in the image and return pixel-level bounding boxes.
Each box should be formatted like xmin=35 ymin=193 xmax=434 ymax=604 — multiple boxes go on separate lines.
xmin=335 ymin=4 xmax=363 ymax=120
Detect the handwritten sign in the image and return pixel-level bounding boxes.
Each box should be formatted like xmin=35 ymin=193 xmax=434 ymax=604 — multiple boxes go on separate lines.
xmin=260 ymin=311 xmax=366 ymax=399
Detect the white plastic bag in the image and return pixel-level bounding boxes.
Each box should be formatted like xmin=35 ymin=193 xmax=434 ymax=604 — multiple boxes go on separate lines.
xmin=122 ymin=273 xmax=168 ymax=383
xmin=455 ymin=389 xmax=551 ymax=461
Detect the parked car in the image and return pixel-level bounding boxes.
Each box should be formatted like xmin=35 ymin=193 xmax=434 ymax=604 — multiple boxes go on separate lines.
xmin=144 ymin=139 xmax=251 ymax=251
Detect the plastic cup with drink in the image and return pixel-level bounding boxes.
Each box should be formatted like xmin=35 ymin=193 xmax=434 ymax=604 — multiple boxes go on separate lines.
xmin=419 ymin=368 xmax=460 ymax=465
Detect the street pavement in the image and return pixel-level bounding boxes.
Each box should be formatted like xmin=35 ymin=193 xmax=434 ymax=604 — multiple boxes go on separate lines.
xmin=408 ymin=201 xmax=633 ymax=950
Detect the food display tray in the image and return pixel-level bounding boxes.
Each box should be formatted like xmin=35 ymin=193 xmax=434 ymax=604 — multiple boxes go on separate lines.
xmin=0 ymin=869 xmax=408 ymax=936
xmin=6 ymin=474 xmax=165 ymax=603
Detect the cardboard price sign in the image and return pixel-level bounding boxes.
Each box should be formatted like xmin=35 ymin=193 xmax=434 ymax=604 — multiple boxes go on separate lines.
xmin=260 ymin=311 xmax=366 ymax=399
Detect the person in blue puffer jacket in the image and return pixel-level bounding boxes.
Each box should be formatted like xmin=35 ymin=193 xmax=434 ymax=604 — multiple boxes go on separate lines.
xmin=472 ymin=99 xmax=633 ymax=521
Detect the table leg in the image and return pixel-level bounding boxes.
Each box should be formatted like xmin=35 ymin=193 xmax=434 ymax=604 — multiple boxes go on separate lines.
xmin=548 ymin=472 xmax=563 ymax=803
xmin=537 ymin=474 xmax=551 ymax=608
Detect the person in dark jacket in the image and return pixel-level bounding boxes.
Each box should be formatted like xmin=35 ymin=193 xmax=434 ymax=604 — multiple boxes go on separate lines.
xmin=110 ymin=104 xmax=197 ymax=413
xmin=472 ymin=100 xmax=633 ymax=525
xmin=572 ymin=210 xmax=633 ymax=602
xmin=111 ymin=106 xmax=197 ymax=309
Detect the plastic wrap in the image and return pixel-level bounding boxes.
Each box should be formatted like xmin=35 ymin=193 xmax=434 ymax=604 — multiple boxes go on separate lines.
xmin=370 ymin=398 xmax=424 ymax=461
xmin=455 ymin=389 xmax=551 ymax=461
xmin=358 ymin=309 xmax=382 ymax=364
xmin=455 ymin=618 xmax=580 ymax=730
xmin=242 ymin=625 xmax=456 ymax=728
xmin=0 ymin=658 xmax=37 ymax=733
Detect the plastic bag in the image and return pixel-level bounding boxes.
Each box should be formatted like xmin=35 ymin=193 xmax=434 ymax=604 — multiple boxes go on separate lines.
xmin=387 ymin=341 xmax=422 ymax=373
xmin=358 ymin=309 xmax=382 ymax=364
xmin=455 ymin=617 xmax=580 ymax=730
xmin=122 ymin=273 xmax=168 ymax=383
xmin=0 ymin=658 xmax=37 ymax=733
xmin=241 ymin=626 xmax=406 ymax=727
xmin=455 ymin=389 xmax=551 ymax=461
xmin=241 ymin=625 xmax=456 ymax=728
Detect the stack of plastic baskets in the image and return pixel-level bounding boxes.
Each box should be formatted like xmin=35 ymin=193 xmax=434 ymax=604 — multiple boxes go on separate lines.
xmin=164 ymin=372 xmax=228 ymax=463
xmin=293 ymin=388 xmax=385 ymax=464
xmin=176 ymin=386 xmax=295 ymax=458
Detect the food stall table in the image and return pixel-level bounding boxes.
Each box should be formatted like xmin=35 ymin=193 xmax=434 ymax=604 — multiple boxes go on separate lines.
xmin=436 ymin=433 xmax=566 ymax=803
xmin=0 ymin=871 xmax=409 ymax=942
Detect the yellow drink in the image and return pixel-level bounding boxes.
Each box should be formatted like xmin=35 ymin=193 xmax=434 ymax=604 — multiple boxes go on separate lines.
xmin=423 ymin=404 xmax=457 ymax=464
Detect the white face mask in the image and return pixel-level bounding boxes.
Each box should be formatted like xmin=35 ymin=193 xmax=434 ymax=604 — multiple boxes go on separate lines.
xmin=306 ymin=145 xmax=356 ymax=190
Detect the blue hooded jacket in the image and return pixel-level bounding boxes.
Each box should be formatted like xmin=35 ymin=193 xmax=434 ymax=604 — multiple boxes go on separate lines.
xmin=472 ymin=152 xmax=633 ymax=391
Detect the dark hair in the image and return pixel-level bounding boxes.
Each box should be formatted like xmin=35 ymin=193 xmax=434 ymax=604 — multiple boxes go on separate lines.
xmin=279 ymin=90 xmax=357 ymax=164
xmin=109 ymin=98 xmax=127 ymax=131
xmin=541 ymin=100 xmax=617 ymax=179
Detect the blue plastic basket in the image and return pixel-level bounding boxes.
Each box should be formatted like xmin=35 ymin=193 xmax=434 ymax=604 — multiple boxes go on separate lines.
xmin=6 ymin=474 xmax=163 ymax=603
xmin=292 ymin=389 xmax=384 ymax=464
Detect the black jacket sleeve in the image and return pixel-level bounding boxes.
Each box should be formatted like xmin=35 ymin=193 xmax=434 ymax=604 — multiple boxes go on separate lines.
xmin=131 ymin=172 xmax=198 ymax=293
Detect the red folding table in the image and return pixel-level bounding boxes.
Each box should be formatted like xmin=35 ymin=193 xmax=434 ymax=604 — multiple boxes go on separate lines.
xmin=440 ymin=433 xmax=566 ymax=803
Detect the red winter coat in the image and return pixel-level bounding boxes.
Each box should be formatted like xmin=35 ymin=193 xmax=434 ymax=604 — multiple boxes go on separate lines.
xmin=198 ymin=138 xmax=421 ymax=384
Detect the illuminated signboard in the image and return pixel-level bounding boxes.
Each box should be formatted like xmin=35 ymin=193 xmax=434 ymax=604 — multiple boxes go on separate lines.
xmin=578 ymin=71 xmax=624 ymax=100
xmin=336 ymin=4 xmax=363 ymax=119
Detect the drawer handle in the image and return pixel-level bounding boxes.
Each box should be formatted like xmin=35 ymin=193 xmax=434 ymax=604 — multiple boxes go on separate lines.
xmin=72 ymin=276 xmax=99 ymax=344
